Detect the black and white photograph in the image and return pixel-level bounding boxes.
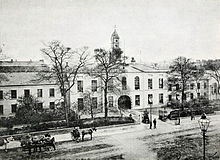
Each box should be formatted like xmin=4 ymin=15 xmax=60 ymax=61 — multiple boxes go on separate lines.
xmin=0 ymin=0 xmax=220 ymax=159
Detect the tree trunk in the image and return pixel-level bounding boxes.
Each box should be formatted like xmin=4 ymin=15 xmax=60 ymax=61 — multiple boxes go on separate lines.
xmin=90 ymin=106 xmax=93 ymax=119
xmin=64 ymin=93 xmax=69 ymax=126
xmin=104 ymin=83 xmax=108 ymax=119
xmin=181 ymin=88 xmax=185 ymax=111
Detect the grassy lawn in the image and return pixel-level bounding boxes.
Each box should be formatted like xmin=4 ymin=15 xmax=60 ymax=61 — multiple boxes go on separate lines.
xmin=153 ymin=133 xmax=220 ymax=160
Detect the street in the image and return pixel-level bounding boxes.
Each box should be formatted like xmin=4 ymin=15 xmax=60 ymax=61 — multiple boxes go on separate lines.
xmin=1 ymin=113 xmax=220 ymax=160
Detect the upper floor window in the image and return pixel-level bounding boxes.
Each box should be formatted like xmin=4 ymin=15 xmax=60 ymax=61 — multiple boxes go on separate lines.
xmin=11 ymin=90 xmax=17 ymax=99
xmin=176 ymin=84 xmax=179 ymax=90
xmin=78 ymin=98 xmax=84 ymax=110
xmin=204 ymin=82 xmax=207 ymax=89
xmin=197 ymin=83 xmax=200 ymax=89
xmin=159 ymin=78 xmax=163 ymax=89
xmin=108 ymin=96 xmax=113 ymax=107
xmin=148 ymin=79 xmax=152 ymax=89
xmin=122 ymin=77 xmax=127 ymax=90
xmin=0 ymin=105 xmax=3 ymax=115
xmin=190 ymin=83 xmax=194 ymax=90
xmin=134 ymin=76 xmax=140 ymax=90
xmin=197 ymin=93 xmax=200 ymax=98
xmin=11 ymin=104 xmax=17 ymax=113
xmin=91 ymin=80 xmax=97 ymax=92
xmin=168 ymin=84 xmax=172 ymax=91
xmin=0 ymin=91 xmax=3 ymax=100
xmin=159 ymin=93 xmax=163 ymax=104
xmin=24 ymin=89 xmax=30 ymax=97
xmin=168 ymin=95 xmax=172 ymax=101
xmin=148 ymin=94 xmax=153 ymax=104
xmin=92 ymin=97 xmax=98 ymax=108
xmin=49 ymin=88 xmax=55 ymax=97
xmin=77 ymin=81 xmax=83 ymax=92
xmin=37 ymin=89 xmax=43 ymax=97
xmin=135 ymin=95 xmax=140 ymax=106
xmin=190 ymin=93 xmax=194 ymax=100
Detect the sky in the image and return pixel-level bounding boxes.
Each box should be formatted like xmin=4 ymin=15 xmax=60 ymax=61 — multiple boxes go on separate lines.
xmin=0 ymin=0 xmax=220 ymax=63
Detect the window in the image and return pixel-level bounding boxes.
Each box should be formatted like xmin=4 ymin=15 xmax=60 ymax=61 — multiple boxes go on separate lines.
xmin=148 ymin=79 xmax=152 ymax=89
xmin=148 ymin=94 xmax=153 ymax=104
xmin=108 ymin=79 xmax=113 ymax=91
xmin=168 ymin=95 xmax=172 ymax=101
xmin=49 ymin=88 xmax=55 ymax=97
xmin=108 ymin=96 xmax=113 ymax=107
xmin=78 ymin=98 xmax=84 ymax=110
xmin=37 ymin=103 xmax=43 ymax=110
xmin=190 ymin=93 xmax=194 ymax=100
xmin=49 ymin=102 xmax=55 ymax=109
xmin=190 ymin=83 xmax=194 ymax=90
xmin=204 ymin=82 xmax=207 ymax=89
xmin=91 ymin=80 xmax=97 ymax=92
xmin=0 ymin=105 xmax=3 ymax=115
xmin=214 ymin=83 xmax=217 ymax=94
xmin=11 ymin=90 xmax=17 ymax=99
xmin=37 ymin=89 xmax=43 ymax=97
xmin=176 ymin=94 xmax=180 ymax=100
xmin=168 ymin=84 xmax=172 ymax=91
xmin=134 ymin=76 xmax=140 ymax=90
xmin=197 ymin=93 xmax=200 ymax=98
xmin=135 ymin=95 xmax=140 ymax=106
xmin=122 ymin=77 xmax=127 ymax=90
xmin=11 ymin=104 xmax=17 ymax=113
xmin=176 ymin=84 xmax=179 ymax=90
xmin=197 ymin=83 xmax=200 ymax=89
xmin=24 ymin=89 xmax=30 ymax=97
xmin=204 ymin=92 xmax=207 ymax=97
xmin=92 ymin=97 xmax=98 ymax=108
xmin=159 ymin=93 xmax=163 ymax=104
xmin=77 ymin=81 xmax=83 ymax=92
xmin=159 ymin=78 xmax=163 ymax=89
xmin=0 ymin=91 xmax=3 ymax=100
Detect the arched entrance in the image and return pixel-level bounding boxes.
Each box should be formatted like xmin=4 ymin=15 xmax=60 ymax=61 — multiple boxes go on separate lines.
xmin=118 ymin=95 xmax=131 ymax=109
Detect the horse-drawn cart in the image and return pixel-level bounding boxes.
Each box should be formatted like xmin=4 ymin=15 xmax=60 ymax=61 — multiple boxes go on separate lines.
xmin=20 ymin=134 xmax=56 ymax=155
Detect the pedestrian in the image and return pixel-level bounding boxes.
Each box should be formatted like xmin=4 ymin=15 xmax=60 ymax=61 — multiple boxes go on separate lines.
xmin=149 ymin=121 xmax=152 ymax=129
xmin=153 ymin=118 xmax=157 ymax=129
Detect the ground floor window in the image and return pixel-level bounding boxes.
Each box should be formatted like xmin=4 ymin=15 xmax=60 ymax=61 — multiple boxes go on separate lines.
xmin=37 ymin=103 xmax=43 ymax=110
xmin=108 ymin=96 xmax=113 ymax=107
xmin=168 ymin=95 xmax=172 ymax=101
xmin=11 ymin=104 xmax=17 ymax=113
xmin=135 ymin=95 xmax=140 ymax=106
xmin=92 ymin=97 xmax=98 ymax=108
xmin=148 ymin=94 xmax=153 ymax=104
xmin=78 ymin=98 xmax=84 ymax=110
xmin=159 ymin=93 xmax=163 ymax=104
xmin=49 ymin=102 xmax=55 ymax=110
xmin=0 ymin=105 xmax=3 ymax=115
xmin=190 ymin=93 xmax=194 ymax=100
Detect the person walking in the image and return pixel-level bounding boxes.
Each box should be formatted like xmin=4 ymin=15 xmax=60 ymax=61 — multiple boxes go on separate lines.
xmin=153 ymin=118 xmax=157 ymax=129
xmin=149 ymin=121 xmax=152 ymax=129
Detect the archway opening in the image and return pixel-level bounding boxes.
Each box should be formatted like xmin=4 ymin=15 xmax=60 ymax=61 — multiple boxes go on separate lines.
xmin=118 ymin=95 xmax=131 ymax=110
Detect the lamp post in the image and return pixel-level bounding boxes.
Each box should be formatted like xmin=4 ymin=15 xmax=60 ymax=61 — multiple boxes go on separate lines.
xmin=198 ymin=113 xmax=210 ymax=160
xmin=149 ymin=96 xmax=153 ymax=129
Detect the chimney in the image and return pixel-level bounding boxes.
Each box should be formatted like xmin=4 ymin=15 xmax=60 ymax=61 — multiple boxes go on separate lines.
xmin=10 ymin=59 xmax=13 ymax=62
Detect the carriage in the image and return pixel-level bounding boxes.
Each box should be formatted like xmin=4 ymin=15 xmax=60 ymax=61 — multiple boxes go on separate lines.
xmin=20 ymin=133 xmax=56 ymax=155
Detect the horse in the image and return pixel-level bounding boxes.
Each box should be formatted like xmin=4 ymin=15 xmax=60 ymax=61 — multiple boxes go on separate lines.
xmin=81 ymin=127 xmax=97 ymax=141
xmin=0 ymin=136 xmax=14 ymax=152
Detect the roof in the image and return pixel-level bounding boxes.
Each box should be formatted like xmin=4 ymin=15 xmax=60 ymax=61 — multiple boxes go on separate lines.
xmin=125 ymin=63 xmax=168 ymax=73
xmin=0 ymin=72 xmax=56 ymax=86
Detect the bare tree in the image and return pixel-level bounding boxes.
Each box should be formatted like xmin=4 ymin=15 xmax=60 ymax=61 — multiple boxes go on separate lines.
xmin=168 ymin=57 xmax=195 ymax=110
xmin=204 ymin=60 xmax=220 ymax=99
xmin=39 ymin=41 xmax=89 ymax=126
xmin=92 ymin=48 xmax=124 ymax=118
